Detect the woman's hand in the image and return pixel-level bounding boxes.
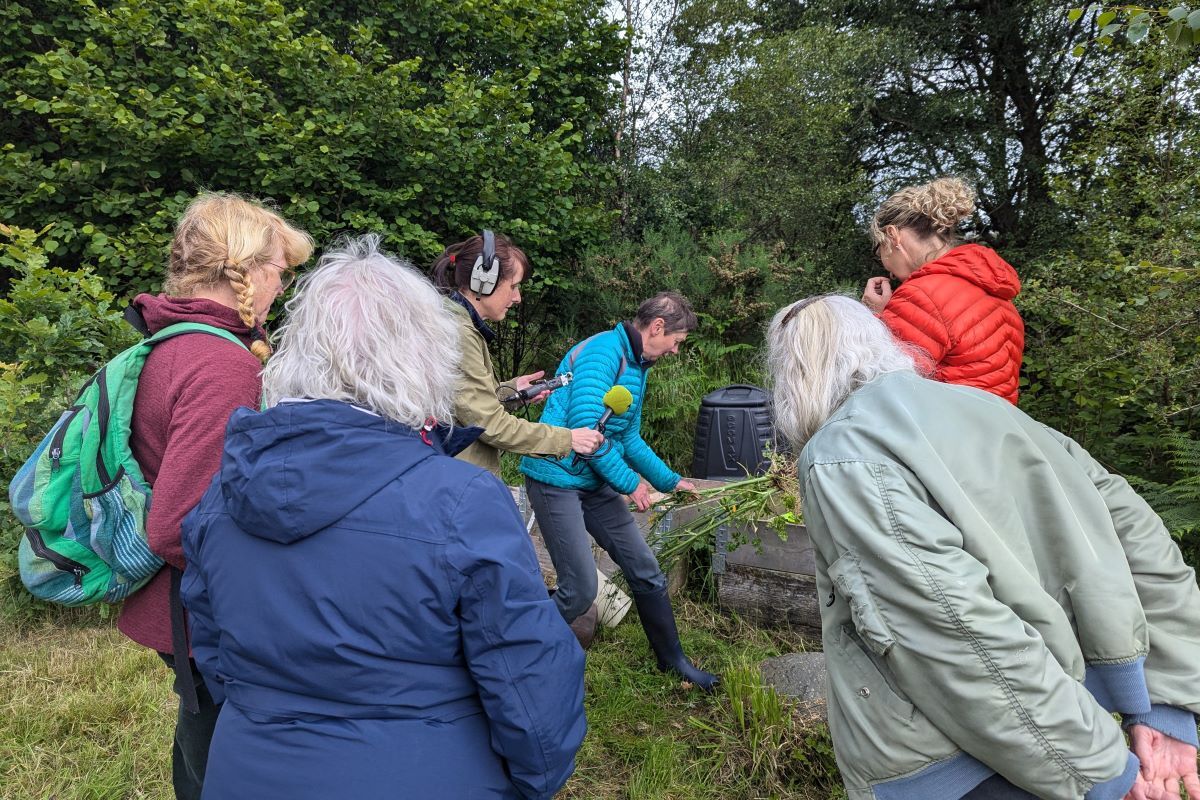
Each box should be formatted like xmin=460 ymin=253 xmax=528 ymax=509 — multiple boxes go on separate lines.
xmin=1128 ymin=724 xmax=1200 ymax=799
xmin=627 ymin=481 xmax=652 ymax=512
xmin=674 ymin=479 xmax=698 ymax=497
xmin=570 ymin=428 xmax=604 ymax=455
xmin=513 ymin=370 xmax=551 ymax=404
xmin=862 ymin=277 xmax=893 ymax=313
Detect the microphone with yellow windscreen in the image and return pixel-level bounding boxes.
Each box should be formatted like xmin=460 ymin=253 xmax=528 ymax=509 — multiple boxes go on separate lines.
xmin=595 ymin=385 xmax=633 ymax=434
xmin=573 ymin=386 xmax=633 ymax=466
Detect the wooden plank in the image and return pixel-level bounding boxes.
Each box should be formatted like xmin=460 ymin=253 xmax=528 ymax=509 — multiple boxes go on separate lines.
xmin=723 ymin=523 xmax=815 ymax=574
xmin=718 ymin=566 xmax=822 ymax=637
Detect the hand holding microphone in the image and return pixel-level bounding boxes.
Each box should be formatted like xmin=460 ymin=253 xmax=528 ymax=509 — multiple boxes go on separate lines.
xmin=572 ymin=385 xmax=633 ymax=465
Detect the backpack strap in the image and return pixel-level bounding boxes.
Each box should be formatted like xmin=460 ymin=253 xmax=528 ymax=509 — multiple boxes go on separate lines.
xmin=147 ymin=322 xmax=249 ymax=351
xmin=568 ymin=334 xmax=627 ymax=385
xmin=169 ymin=566 xmax=200 ymax=714
xmin=89 ymin=323 xmax=250 ymax=486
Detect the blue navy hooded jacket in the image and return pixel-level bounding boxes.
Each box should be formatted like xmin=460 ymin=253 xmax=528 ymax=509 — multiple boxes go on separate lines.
xmin=180 ymin=399 xmax=586 ymax=800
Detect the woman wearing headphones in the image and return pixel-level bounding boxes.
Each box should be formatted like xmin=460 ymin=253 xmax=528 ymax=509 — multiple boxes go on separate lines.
xmin=432 ymin=231 xmax=603 ymax=474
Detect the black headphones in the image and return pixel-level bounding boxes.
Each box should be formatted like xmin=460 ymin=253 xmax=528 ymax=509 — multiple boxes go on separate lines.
xmin=469 ymin=230 xmax=500 ymax=297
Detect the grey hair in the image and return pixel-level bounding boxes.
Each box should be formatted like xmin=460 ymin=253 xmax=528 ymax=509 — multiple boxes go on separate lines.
xmin=635 ymin=291 xmax=698 ymax=333
xmin=767 ymin=294 xmax=919 ymax=449
xmin=262 ymin=234 xmax=461 ymax=427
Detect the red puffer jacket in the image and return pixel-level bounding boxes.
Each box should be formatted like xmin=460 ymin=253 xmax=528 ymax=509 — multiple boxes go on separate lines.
xmin=879 ymin=243 xmax=1024 ymax=404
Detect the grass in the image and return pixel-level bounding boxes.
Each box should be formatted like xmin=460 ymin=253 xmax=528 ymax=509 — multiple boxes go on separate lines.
xmin=0 ymin=613 xmax=174 ymax=799
xmin=0 ymin=596 xmax=841 ymax=800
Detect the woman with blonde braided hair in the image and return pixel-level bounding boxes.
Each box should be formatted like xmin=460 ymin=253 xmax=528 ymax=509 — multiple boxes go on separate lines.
xmin=117 ymin=191 xmax=312 ymax=800
xmin=860 ymin=176 xmax=1025 ymax=404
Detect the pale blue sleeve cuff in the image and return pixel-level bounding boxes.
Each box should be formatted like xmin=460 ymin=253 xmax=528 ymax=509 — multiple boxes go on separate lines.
xmin=1123 ymin=704 xmax=1200 ymax=748
xmin=1084 ymin=657 xmax=1151 ymax=715
xmin=1085 ymin=752 xmax=1139 ymax=800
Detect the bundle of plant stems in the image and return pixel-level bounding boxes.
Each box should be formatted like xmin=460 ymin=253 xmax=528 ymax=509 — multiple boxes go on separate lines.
xmin=646 ymin=450 xmax=802 ymax=576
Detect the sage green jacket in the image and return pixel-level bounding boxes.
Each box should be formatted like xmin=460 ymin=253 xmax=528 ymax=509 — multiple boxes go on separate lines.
xmin=448 ymin=300 xmax=571 ymax=475
xmin=798 ymin=370 xmax=1200 ymax=800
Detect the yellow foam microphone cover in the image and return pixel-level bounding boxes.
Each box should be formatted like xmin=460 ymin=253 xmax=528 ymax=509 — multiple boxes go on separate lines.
xmin=603 ymin=385 xmax=634 ymax=415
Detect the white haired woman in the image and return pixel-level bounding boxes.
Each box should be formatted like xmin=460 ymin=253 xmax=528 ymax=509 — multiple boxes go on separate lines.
xmin=179 ymin=236 xmax=586 ymax=799
xmin=766 ymin=294 xmax=1200 ymax=800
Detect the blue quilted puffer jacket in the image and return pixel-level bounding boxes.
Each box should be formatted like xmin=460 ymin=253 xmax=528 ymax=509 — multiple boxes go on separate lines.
xmin=520 ymin=324 xmax=680 ymax=494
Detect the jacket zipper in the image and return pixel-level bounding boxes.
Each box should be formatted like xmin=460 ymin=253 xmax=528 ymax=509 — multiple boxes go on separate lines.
xmin=25 ymin=528 xmax=89 ymax=587
xmin=48 ymin=405 xmax=84 ymax=473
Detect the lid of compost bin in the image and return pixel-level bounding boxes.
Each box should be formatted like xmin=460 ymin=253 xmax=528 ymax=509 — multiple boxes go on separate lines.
xmin=699 ymin=384 xmax=769 ymax=408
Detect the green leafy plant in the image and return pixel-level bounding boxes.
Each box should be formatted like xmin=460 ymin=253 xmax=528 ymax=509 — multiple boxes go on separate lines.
xmin=647 ymin=451 xmax=801 ymax=577
xmin=0 ymin=224 xmax=138 ymax=383
xmin=688 ymin=663 xmax=843 ymax=795
xmin=0 ymin=224 xmax=137 ymax=621
xmin=1127 ymin=430 xmax=1200 ymax=538
xmin=0 ymin=0 xmax=622 ymax=298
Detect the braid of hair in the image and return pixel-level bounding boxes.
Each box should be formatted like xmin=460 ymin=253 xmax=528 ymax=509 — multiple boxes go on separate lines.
xmin=223 ymin=261 xmax=272 ymax=363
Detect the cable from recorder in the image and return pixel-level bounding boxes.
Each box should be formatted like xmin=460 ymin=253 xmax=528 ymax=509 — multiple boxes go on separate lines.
xmin=527 ymin=384 xmax=631 ymax=478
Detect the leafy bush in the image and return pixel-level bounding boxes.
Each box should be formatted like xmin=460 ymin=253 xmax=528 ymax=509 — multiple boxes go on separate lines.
xmin=1127 ymin=431 xmax=1200 ymax=539
xmin=0 ymin=0 xmax=622 ymax=295
xmin=0 ymin=224 xmax=137 ymax=620
xmin=1017 ymin=254 xmax=1200 ymax=548
xmin=0 ymin=223 xmax=138 ymax=380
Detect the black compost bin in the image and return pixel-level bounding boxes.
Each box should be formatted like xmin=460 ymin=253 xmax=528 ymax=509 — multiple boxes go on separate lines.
xmin=691 ymin=384 xmax=774 ymax=479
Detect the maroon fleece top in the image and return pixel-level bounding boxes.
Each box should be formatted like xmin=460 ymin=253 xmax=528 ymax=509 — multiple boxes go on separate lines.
xmin=116 ymin=294 xmax=264 ymax=654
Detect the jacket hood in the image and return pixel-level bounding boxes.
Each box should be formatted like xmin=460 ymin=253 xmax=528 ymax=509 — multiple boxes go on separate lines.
xmin=134 ymin=293 xmax=261 ymax=341
xmin=217 ymin=399 xmax=443 ymax=544
xmin=909 ymin=244 xmax=1021 ymax=300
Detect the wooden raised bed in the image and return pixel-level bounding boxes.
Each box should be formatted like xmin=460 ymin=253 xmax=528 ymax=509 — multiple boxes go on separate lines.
xmin=713 ymin=520 xmax=821 ymax=638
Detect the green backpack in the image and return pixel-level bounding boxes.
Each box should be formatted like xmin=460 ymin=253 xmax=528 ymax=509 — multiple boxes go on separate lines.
xmin=9 ymin=322 xmax=247 ymax=605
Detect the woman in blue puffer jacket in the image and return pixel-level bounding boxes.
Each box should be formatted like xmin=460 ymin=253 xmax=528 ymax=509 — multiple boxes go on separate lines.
xmin=521 ymin=291 xmax=718 ymax=692
xmin=180 ymin=236 xmax=586 ymax=800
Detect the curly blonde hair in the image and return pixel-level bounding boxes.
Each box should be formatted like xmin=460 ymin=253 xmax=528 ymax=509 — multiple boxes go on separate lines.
xmin=164 ymin=192 xmax=314 ymax=363
xmin=870 ymin=176 xmax=975 ymax=248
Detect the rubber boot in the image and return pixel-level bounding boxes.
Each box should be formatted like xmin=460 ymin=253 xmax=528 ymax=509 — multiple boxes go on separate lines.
xmin=632 ymin=588 xmax=719 ymax=692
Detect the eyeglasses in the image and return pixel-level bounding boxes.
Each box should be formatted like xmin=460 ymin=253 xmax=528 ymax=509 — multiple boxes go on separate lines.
xmin=872 ymin=242 xmax=883 ymax=264
xmin=265 ymin=261 xmax=296 ymax=291
xmin=779 ymin=292 xmax=837 ymax=327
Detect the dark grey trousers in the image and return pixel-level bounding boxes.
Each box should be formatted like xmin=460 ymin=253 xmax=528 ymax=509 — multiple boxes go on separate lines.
xmin=159 ymin=653 xmax=221 ymax=800
xmin=525 ymin=477 xmax=666 ymax=622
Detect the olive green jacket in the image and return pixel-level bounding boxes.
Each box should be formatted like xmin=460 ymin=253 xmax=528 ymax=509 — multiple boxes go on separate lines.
xmin=448 ymin=300 xmax=571 ymax=475
xmin=798 ymin=370 xmax=1200 ymax=800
